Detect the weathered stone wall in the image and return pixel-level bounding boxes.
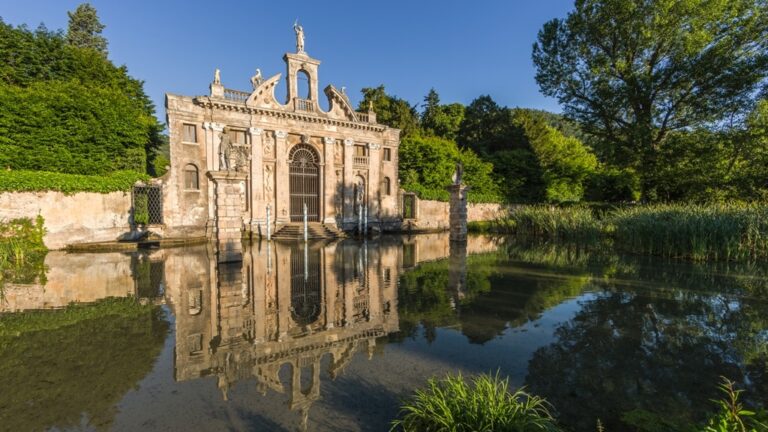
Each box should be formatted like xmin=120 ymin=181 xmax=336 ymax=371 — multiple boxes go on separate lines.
xmin=0 ymin=251 xmax=134 ymax=312
xmin=401 ymin=196 xmax=508 ymax=232
xmin=0 ymin=191 xmax=133 ymax=250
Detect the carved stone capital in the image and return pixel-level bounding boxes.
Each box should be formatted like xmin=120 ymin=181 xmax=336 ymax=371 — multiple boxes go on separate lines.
xmin=248 ymin=127 xmax=263 ymax=136
xmin=275 ymin=130 xmax=288 ymax=139
xmin=203 ymin=122 xmax=225 ymax=132
xmin=367 ymin=142 xmax=381 ymax=150
xmin=324 ymin=137 xmax=336 ymax=145
xmin=343 ymin=138 xmax=354 ymax=147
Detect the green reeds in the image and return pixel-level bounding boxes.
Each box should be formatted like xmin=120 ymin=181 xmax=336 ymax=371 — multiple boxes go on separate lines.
xmin=481 ymin=203 xmax=768 ymax=262
xmin=391 ymin=372 xmax=561 ymax=432
xmin=611 ymin=204 xmax=768 ymax=261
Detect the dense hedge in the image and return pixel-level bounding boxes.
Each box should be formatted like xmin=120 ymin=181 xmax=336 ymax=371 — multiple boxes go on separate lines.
xmin=0 ymin=170 xmax=148 ymax=194
xmin=0 ymin=20 xmax=162 ymax=175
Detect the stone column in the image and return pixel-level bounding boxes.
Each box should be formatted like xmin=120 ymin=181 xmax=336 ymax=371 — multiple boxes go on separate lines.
xmin=448 ymin=184 xmax=469 ymax=242
xmin=448 ymin=239 xmax=468 ymax=301
xmin=208 ymin=171 xmax=247 ymax=263
xmin=342 ymin=138 xmax=355 ymax=227
xmin=323 ymin=137 xmax=337 ymax=224
xmin=274 ymin=130 xmax=290 ymax=225
xmin=248 ymin=127 xmax=264 ymax=233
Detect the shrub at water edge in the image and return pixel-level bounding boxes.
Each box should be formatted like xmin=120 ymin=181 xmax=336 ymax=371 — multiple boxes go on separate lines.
xmin=391 ymin=372 xmax=560 ymax=432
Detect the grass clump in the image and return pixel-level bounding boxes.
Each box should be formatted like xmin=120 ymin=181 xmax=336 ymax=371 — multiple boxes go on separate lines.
xmin=0 ymin=170 xmax=149 ymax=194
xmin=391 ymin=372 xmax=561 ymax=432
xmin=498 ymin=205 xmax=603 ymax=243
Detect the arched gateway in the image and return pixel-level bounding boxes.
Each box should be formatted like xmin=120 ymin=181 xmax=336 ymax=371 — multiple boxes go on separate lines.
xmin=289 ymin=144 xmax=320 ymax=222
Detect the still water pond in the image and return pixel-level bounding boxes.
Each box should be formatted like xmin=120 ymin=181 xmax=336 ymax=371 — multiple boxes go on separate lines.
xmin=1 ymin=234 xmax=766 ymax=431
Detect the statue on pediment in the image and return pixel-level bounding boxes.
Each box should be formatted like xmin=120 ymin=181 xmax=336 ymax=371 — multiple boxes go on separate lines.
xmin=294 ymin=20 xmax=305 ymax=53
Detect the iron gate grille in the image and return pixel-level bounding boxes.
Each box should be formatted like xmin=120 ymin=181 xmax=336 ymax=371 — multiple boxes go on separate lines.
xmin=289 ymin=145 xmax=320 ymax=222
xmin=290 ymin=245 xmax=322 ymax=326
xmin=132 ymin=185 xmax=163 ymax=225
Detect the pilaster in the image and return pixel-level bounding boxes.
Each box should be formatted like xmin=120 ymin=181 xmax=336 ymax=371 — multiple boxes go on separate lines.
xmin=323 ymin=137 xmax=337 ymax=224
xmin=274 ymin=130 xmax=290 ymax=225
xmin=248 ymin=127 xmax=264 ymax=232
xmin=367 ymin=142 xmax=382 ymax=222
xmin=342 ymin=138 xmax=355 ymax=224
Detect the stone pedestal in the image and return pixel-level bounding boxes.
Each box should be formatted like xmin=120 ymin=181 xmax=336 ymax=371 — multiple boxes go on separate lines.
xmin=209 ymin=171 xmax=247 ymax=263
xmin=448 ymin=184 xmax=469 ymax=242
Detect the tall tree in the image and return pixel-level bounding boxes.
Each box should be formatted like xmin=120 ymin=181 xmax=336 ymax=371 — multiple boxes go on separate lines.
xmin=66 ymin=3 xmax=108 ymax=56
xmin=358 ymin=85 xmax=420 ymax=137
xmin=532 ymin=0 xmax=768 ymax=199
xmin=421 ymin=89 xmax=465 ymax=141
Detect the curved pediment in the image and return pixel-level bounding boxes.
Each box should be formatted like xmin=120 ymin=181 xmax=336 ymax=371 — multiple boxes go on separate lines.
xmin=324 ymin=85 xmax=359 ymax=122
xmin=246 ymin=73 xmax=284 ymax=109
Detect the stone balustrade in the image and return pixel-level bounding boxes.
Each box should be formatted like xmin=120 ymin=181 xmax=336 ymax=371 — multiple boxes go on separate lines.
xmin=224 ymin=88 xmax=250 ymax=102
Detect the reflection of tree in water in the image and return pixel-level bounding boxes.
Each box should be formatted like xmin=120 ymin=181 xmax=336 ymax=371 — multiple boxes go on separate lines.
xmin=0 ymin=301 xmax=169 ymax=431
xmin=525 ymin=285 xmax=768 ymax=431
xmin=394 ymin=252 xmax=590 ymax=344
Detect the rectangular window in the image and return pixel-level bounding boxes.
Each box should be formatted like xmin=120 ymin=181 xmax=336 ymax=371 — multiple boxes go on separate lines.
xmin=383 ymin=148 xmax=391 ymax=161
xmin=183 ymin=123 xmax=197 ymax=143
xmin=354 ymin=145 xmax=368 ymax=157
xmin=231 ymin=129 xmax=247 ymax=145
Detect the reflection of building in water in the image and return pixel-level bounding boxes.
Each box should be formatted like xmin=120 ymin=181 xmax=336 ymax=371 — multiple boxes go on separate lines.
xmin=167 ymin=240 xmax=401 ymax=430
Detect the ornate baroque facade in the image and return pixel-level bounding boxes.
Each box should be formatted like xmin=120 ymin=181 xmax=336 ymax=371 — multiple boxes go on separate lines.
xmin=164 ymin=33 xmax=401 ymax=238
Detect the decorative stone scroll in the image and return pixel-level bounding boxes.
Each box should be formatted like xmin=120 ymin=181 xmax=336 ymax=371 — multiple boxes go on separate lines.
xmin=367 ymin=143 xmax=381 ymax=150
xmin=343 ymin=138 xmax=354 ymax=147
xmin=275 ymin=130 xmax=288 ymax=139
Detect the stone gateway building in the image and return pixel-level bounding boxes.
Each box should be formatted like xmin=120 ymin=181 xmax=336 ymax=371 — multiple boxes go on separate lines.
xmin=164 ymin=31 xmax=401 ymax=240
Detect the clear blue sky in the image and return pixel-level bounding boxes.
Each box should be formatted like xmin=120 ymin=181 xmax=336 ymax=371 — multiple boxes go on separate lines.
xmin=0 ymin=0 xmax=574 ymax=121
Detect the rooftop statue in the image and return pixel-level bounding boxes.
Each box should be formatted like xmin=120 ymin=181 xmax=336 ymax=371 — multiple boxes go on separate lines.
xmin=214 ymin=68 xmax=221 ymax=85
xmin=293 ymin=20 xmax=305 ymax=53
xmin=250 ymin=68 xmax=263 ymax=90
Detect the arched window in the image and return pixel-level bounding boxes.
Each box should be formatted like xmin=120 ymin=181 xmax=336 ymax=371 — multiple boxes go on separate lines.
xmin=383 ymin=177 xmax=391 ymax=196
xmin=184 ymin=164 xmax=199 ymax=190
xmin=297 ymin=69 xmax=311 ymax=99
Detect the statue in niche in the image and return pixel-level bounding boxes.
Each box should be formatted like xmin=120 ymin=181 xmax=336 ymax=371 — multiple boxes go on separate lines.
xmin=214 ymin=68 xmax=221 ymax=85
xmin=263 ymin=132 xmax=274 ymax=157
xmin=334 ymin=141 xmax=343 ymax=164
xmin=219 ymin=127 xmax=246 ymax=171
xmin=219 ymin=128 xmax=232 ymax=170
xmin=293 ymin=20 xmax=305 ymax=53
xmin=250 ymin=68 xmax=263 ymax=90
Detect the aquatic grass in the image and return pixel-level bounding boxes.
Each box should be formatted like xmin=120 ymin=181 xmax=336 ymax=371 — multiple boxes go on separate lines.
xmin=483 ymin=203 xmax=768 ymax=262
xmin=501 ymin=205 xmax=603 ymax=243
xmin=611 ymin=204 xmax=768 ymax=261
xmin=391 ymin=372 xmax=561 ymax=432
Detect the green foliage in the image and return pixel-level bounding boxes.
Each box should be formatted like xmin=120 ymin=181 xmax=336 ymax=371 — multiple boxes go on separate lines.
xmin=391 ymin=372 xmax=561 ymax=432
xmin=513 ymin=111 xmax=598 ymax=203
xmin=703 ymin=377 xmax=768 ymax=432
xmin=0 ymin=170 xmax=148 ymax=193
xmin=533 ymin=0 xmax=768 ymax=199
xmin=585 ymin=166 xmax=641 ymax=202
xmin=133 ymin=192 xmax=149 ymax=225
xmin=0 ymin=17 xmax=162 ymax=174
xmin=0 ymin=216 xmax=47 ymax=288
xmin=66 ymin=3 xmax=107 ymax=56
xmin=421 ymin=89 xmax=465 ymax=141
xmin=399 ymin=135 xmax=502 ymax=203
xmin=359 ymin=85 xmax=420 ymax=137
xmin=0 ymin=298 xmax=169 ymax=431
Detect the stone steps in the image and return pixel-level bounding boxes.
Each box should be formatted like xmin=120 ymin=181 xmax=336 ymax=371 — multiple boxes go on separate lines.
xmin=272 ymin=223 xmax=345 ymax=240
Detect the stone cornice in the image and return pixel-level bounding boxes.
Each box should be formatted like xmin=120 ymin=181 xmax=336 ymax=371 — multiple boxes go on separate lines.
xmin=193 ymin=97 xmax=388 ymax=133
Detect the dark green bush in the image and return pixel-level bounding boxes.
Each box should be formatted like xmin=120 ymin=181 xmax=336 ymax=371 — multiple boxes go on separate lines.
xmin=0 ymin=170 xmax=148 ymax=194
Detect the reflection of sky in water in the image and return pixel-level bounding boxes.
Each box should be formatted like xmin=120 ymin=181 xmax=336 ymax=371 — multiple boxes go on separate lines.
xmin=1 ymin=234 xmax=767 ymax=432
